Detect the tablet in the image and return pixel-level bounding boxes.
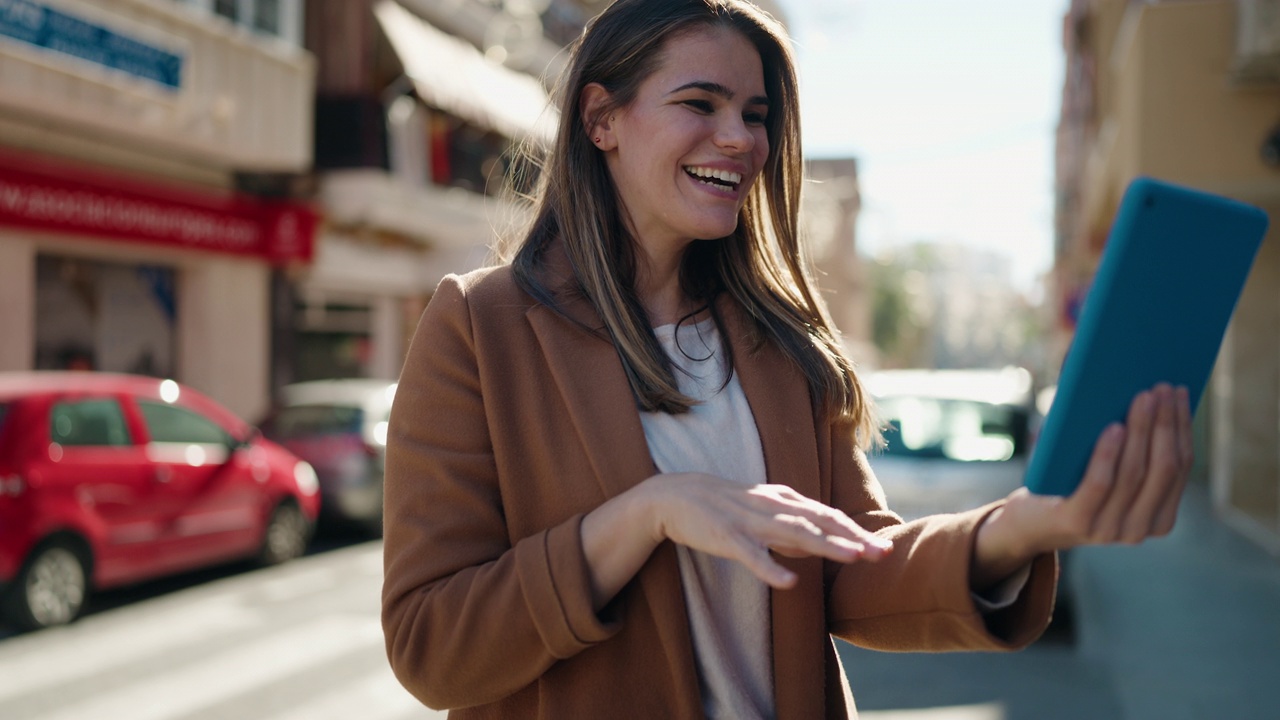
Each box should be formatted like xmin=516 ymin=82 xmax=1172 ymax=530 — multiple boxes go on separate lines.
xmin=1024 ymin=177 xmax=1269 ymax=496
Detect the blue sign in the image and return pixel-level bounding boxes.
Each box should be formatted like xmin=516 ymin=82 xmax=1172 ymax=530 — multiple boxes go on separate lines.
xmin=0 ymin=0 xmax=183 ymax=90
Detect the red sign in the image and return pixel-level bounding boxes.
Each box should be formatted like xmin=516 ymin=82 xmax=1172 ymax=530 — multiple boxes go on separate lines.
xmin=0 ymin=147 xmax=316 ymax=264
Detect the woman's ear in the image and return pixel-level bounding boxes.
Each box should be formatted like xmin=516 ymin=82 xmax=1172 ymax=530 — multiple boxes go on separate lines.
xmin=580 ymin=83 xmax=617 ymax=151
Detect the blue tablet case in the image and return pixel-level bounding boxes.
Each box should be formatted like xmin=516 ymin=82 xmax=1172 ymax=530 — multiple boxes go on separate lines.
xmin=1024 ymin=178 xmax=1269 ymax=496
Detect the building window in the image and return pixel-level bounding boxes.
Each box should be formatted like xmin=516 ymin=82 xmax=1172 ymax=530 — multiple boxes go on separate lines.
xmin=214 ymin=0 xmax=238 ymax=22
xmin=184 ymin=0 xmax=301 ymax=45
xmin=254 ymin=0 xmax=281 ymax=35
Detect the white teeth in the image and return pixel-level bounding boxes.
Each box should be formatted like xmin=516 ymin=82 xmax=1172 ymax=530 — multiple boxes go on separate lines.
xmin=685 ymin=166 xmax=742 ymax=185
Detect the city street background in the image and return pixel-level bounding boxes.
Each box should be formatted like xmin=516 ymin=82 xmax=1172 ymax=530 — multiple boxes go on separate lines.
xmin=2 ymin=0 xmax=1280 ymax=717
xmin=4 ymin=479 xmax=1279 ymax=719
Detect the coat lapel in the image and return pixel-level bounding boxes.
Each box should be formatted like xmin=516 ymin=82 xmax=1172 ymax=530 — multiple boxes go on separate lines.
xmin=721 ymin=297 xmax=830 ymax=720
xmin=526 ymin=297 xmax=656 ymax=501
xmin=526 ymin=290 xmax=705 ymax=716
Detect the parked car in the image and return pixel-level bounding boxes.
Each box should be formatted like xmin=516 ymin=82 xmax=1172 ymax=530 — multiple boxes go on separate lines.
xmin=0 ymin=372 xmax=320 ymax=631
xmin=865 ymin=367 xmax=1037 ymax=521
xmin=259 ymin=379 xmax=395 ymax=536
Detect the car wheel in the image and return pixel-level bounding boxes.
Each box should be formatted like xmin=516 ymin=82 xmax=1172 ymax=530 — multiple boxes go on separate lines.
xmin=258 ymin=502 xmax=310 ymax=566
xmin=4 ymin=540 xmax=90 ymax=631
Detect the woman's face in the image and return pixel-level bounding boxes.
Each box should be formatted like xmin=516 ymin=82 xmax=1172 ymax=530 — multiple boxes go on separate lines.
xmin=602 ymin=26 xmax=770 ymax=257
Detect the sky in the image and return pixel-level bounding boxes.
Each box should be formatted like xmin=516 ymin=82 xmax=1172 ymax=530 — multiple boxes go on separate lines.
xmin=779 ymin=0 xmax=1070 ymax=296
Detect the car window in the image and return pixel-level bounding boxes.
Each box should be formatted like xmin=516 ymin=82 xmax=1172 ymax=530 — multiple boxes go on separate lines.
xmin=263 ymin=405 xmax=363 ymax=439
xmin=50 ymin=399 xmax=132 ymax=447
xmin=138 ymin=401 xmax=233 ymax=445
xmin=877 ymin=396 xmax=1027 ymax=462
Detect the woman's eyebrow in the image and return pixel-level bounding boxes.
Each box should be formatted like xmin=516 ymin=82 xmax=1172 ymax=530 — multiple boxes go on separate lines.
xmin=670 ymin=80 xmax=769 ymax=107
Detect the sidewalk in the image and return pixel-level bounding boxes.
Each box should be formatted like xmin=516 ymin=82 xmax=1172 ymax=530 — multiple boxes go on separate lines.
xmin=1067 ymin=481 xmax=1280 ymax=720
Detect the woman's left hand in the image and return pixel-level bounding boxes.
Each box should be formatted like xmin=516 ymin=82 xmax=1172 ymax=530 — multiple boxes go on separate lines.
xmin=971 ymin=383 xmax=1194 ymax=590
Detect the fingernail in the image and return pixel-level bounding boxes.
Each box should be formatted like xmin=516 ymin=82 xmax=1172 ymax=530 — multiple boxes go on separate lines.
xmin=869 ymin=536 xmax=893 ymax=551
xmin=1105 ymin=423 xmax=1125 ymax=445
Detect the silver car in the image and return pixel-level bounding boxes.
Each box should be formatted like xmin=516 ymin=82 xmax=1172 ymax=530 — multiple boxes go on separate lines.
xmin=260 ymin=379 xmax=396 ymax=536
xmin=866 ymin=368 xmax=1036 ymax=521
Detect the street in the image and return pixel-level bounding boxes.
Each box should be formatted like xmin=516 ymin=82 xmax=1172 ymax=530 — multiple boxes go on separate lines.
xmin=1 ymin=536 xmax=1127 ymax=720
xmin=838 ymin=630 xmax=1123 ymax=720
xmin=0 ymin=539 xmax=440 ymax=720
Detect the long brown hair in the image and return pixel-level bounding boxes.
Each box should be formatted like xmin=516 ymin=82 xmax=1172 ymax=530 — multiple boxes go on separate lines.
xmin=501 ymin=0 xmax=877 ymax=447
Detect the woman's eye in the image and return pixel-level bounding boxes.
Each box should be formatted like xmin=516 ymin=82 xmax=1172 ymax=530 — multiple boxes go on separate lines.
xmin=744 ymin=111 xmax=767 ymax=125
xmin=683 ymin=99 xmax=714 ymax=113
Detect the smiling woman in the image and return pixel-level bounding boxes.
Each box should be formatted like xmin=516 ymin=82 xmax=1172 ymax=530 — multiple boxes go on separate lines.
xmin=380 ymin=1 xmax=1192 ymax=718
xmin=584 ymin=32 xmax=770 ymax=260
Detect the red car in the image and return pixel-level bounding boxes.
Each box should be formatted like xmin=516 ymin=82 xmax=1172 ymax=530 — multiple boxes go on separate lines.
xmin=0 ymin=372 xmax=320 ymax=631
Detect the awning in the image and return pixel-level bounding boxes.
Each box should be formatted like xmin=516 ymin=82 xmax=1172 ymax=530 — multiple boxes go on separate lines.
xmin=373 ymin=0 xmax=558 ymax=144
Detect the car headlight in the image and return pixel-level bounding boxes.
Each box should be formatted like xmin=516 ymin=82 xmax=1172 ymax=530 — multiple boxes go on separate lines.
xmin=293 ymin=461 xmax=319 ymax=496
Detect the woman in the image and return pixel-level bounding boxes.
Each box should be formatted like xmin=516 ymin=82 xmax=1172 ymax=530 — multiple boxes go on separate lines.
xmin=381 ymin=1 xmax=1192 ymax=717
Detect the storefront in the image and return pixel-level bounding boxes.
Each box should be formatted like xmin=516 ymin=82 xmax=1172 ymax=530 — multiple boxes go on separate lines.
xmin=0 ymin=147 xmax=317 ymax=421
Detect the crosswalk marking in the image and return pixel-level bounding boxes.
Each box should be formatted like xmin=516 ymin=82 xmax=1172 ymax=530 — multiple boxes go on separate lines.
xmin=256 ymin=564 xmax=349 ymax=604
xmin=33 ymin=615 xmax=384 ymax=720
xmin=0 ymin=595 xmax=259 ymax=704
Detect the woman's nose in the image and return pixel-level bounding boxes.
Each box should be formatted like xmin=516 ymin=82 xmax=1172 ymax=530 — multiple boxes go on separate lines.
xmin=714 ymin=116 xmax=756 ymax=153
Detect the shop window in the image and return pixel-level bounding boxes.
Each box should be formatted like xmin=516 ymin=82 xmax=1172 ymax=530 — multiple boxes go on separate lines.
xmin=51 ymin=399 xmax=132 ymax=447
xmin=35 ymin=256 xmax=176 ymax=378
xmin=294 ymin=296 xmax=374 ymax=382
xmin=295 ymin=333 xmax=373 ymax=382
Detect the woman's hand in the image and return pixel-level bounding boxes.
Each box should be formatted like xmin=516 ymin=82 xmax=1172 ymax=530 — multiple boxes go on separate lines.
xmin=971 ymin=383 xmax=1193 ymax=590
xmin=580 ymin=473 xmax=891 ymax=610
xmin=643 ymin=474 xmax=893 ymax=588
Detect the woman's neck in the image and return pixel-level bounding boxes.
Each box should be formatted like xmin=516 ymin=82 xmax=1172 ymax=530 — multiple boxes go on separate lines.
xmin=635 ymin=243 xmax=697 ymax=327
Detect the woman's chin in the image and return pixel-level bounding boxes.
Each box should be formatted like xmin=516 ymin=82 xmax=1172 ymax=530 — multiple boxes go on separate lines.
xmin=687 ymin=218 xmax=741 ymax=241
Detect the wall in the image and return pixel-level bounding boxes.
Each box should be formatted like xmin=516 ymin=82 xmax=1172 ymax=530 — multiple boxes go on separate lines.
xmin=0 ymin=236 xmax=35 ymax=372
xmin=179 ymin=257 xmax=272 ymax=422
xmin=1071 ymin=0 xmax=1280 ymax=549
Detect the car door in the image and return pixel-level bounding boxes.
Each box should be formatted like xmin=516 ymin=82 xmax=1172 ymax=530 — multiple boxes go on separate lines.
xmin=135 ymin=400 xmax=262 ymax=573
xmin=35 ymin=395 xmax=161 ymax=587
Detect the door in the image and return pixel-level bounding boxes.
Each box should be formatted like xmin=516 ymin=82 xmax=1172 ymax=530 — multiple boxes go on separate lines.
xmin=36 ymin=396 xmax=160 ymax=587
xmin=136 ymin=401 xmax=262 ymax=572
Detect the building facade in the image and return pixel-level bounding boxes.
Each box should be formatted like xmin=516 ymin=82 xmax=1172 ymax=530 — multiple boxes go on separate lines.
xmin=0 ymin=0 xmax=318 ymax=421
xmin=802 ymin=157 xmax=876 ymax=367
xmin=298 ymin=0 xmax=578 ymax=387
xmin=297 ymin=0 xmax=790 ymax=388
xmin=1054 ymin=0 xmax=1280 ymax=552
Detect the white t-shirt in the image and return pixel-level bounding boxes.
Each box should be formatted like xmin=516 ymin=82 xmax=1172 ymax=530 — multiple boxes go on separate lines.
xmin=639 ymin=317 xmax=775 ymax=720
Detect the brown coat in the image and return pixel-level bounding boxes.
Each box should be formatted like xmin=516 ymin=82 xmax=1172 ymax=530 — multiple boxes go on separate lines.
xmin=382 ymin=262 xmax=1057 ymax=719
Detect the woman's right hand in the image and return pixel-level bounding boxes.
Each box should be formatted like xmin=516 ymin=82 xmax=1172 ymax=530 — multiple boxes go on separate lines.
xmin=581 ymin=472 xmax=893 ymax=609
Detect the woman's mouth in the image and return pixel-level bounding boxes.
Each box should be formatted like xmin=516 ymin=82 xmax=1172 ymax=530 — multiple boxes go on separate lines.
xmin=684 ymin=165 xmax=743 ymax=192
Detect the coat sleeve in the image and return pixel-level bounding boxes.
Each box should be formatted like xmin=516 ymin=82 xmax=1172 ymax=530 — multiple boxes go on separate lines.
xmin=381 ymin=275 xmax=620 ymax=710
xmin=820 ymin=416 xmax=1058 ymax=652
